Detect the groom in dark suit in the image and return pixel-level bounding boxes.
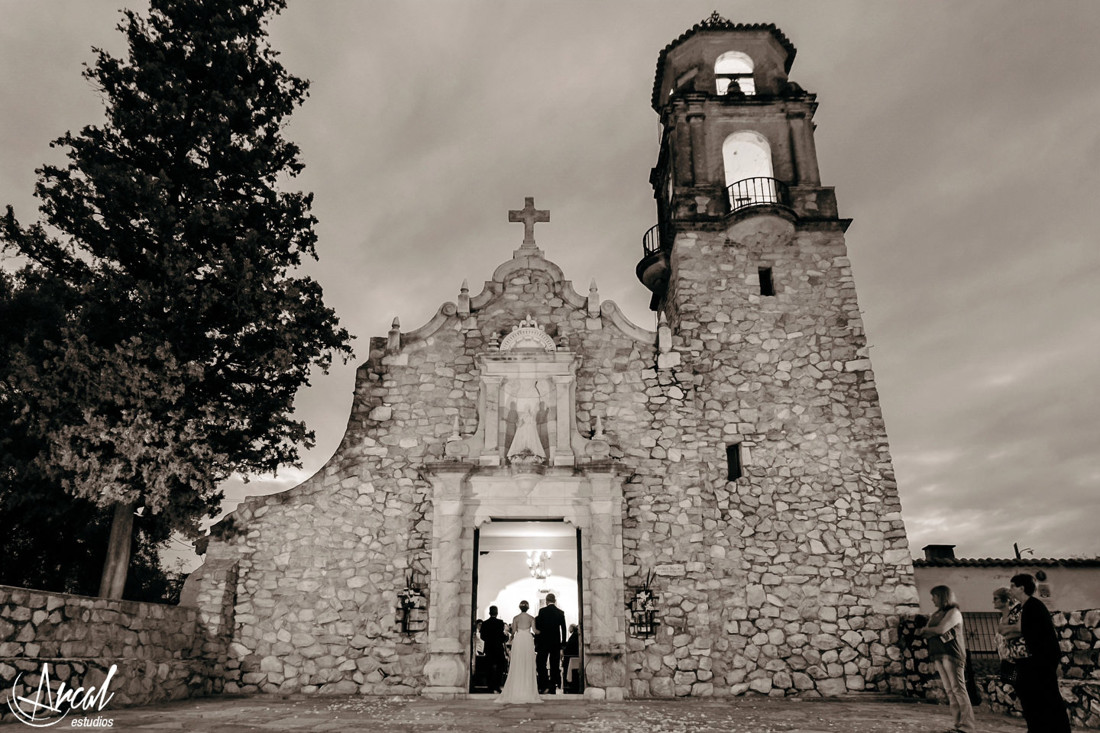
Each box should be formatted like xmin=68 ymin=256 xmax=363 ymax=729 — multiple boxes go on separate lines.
xmin=535 ymin=593 xmax=567 ymax=694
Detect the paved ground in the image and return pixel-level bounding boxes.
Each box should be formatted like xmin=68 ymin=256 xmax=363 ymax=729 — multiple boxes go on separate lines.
xmin=1 ymin=693 xmax=1029 ymax=732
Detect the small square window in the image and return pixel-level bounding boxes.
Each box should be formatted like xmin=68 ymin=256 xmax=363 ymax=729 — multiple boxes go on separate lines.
xmin=758 ymin=267 xmax=774 ymax=296
xmin=726 ymin=443 xmax=743 ymax=481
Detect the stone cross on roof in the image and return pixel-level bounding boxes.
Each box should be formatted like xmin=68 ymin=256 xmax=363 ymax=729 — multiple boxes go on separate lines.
xmin=508 ymin=196 xmax=549 ymax=247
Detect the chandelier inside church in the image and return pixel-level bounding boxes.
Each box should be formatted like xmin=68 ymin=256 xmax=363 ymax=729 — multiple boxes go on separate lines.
xmin=526 ymin=550 xmax=552 ymax=580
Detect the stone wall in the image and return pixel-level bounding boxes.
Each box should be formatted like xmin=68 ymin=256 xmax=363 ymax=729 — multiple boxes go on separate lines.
xmin=900 ymin=609 xmax=1100 ymax=729
xmin=650 ymin=216 xmax=918 ymax=697
xmin=0 ymin=584 xmax=223 ymax=723
xmin=200 ymin=259 xmax=658 ymax=697
xmin=197 ymin=242 xmax=918 ymax=699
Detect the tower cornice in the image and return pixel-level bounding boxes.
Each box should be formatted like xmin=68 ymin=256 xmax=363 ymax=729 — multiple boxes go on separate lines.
xmin=651 ymin=15 xmax=797 ymax=110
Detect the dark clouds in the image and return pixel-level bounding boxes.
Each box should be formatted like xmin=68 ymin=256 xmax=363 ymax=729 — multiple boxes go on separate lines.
xmin=2 ymin=1 xmax=1098 ymax=563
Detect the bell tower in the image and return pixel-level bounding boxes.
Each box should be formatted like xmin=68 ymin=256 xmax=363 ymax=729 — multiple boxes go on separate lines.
xmin=634 ymin=14 xmax=918 ymax=697
xmin=638 ymin=14 xmax=842 ymax=314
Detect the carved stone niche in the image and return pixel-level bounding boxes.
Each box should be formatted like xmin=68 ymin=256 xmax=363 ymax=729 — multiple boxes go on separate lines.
xmin=449 ymin=316 xmax=594 ymax=467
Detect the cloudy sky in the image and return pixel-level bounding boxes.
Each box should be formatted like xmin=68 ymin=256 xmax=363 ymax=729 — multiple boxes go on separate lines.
xmin=2 ymin=1 xmax=1098 ymax=568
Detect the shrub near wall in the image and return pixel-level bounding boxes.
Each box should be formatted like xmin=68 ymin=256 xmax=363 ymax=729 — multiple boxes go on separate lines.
xmin=0 ymin=585 xmax=209 ymax=724
xmin=900 ymin=610 xmax=1100 ymax=730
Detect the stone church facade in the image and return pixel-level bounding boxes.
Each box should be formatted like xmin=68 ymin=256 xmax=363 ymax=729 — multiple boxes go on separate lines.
xmin=192 ymin=16 xmax=919 ymax=700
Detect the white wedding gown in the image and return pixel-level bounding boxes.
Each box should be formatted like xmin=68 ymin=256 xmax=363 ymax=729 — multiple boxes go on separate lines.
xmin=495 ymin=614 xmax=542 ymax=704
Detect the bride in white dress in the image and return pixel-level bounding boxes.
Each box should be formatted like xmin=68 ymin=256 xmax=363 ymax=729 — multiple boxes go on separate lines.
xmin=495 ymin=601 xmax=542 ymax=704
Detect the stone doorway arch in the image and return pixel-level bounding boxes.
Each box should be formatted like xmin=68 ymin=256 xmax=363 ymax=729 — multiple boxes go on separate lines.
xmin=420 ymin=463 xmax=627 ymax=699
xmin=470 ymin=520 xmax=582 ymax=694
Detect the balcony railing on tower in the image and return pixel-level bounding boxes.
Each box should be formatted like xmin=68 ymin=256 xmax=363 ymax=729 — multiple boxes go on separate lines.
xmin=727 ymin=177 xmax=790 ymax=213
xmin=641 ymin=224 xmax=663 ymax=257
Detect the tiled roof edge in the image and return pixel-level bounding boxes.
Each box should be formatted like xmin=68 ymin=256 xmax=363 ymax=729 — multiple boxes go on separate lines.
xmin=914 ymin=557 xmax=1100 ymax=568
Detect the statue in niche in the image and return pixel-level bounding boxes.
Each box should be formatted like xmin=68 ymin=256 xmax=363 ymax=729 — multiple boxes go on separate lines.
xmin=505 ymin=378 xmax=546 ymax=464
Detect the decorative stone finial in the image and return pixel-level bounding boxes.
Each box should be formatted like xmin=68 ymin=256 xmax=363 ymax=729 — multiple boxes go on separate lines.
xmin=656 ymin=312 xmax=680 ymax=369
xmin=585 ymin=414 xmax=611 ymax=461
xmin=700 ymin=11 xmax=731 ymax=27
xmin=657 ymin=312 xmax=671 ymax=355
xmin=457 ymin=279 xmax=470 ymax=317
xmin=508 ymin=196 xmax=550 ymax=249
xmin=587 ymin=279 xmax=600 ymax=318
xmin=387 ymin=317 xmax=401 ymax=354
xmin=444 ymin=414 xmax=470 ymax=459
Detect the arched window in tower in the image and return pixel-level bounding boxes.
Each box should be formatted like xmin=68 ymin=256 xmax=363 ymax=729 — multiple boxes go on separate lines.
xmin=723 ymin=131 xmax=779 ymax=211
xmin=715 ymin=51 xmax=755 ymax=96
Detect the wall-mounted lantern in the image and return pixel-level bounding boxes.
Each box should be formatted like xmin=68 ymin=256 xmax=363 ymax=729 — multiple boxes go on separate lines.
xmin=628 ymin=570 xmax=660 ymax=639
xmin=396 ymin=572 xmax=427 ymax=634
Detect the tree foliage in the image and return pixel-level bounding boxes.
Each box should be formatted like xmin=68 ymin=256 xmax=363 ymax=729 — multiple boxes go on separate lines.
xmin=0 ymin=268 xmax=181 ymax=602
xmin=0 ymin=0 xmax=352 ymax=594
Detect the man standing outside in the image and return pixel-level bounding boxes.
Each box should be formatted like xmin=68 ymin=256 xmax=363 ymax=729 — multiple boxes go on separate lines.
xmin=480 ymin=606 xmax=509 ymax=693
xmin=535 ymin=593 xmax=567 ymax=694
xmin=1009 ymin=573 xmax=1072 ymax=732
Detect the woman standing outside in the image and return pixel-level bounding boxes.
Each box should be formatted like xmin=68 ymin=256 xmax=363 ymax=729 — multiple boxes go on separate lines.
xmin=993 ymin=586 xmax=1027 ymax=687
xmin=918 ymin=585 xmax=977 ymax=733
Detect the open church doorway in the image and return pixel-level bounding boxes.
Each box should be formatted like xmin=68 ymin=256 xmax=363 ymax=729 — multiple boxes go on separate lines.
xmin=469 ymin=519 xmax=584 ymax=695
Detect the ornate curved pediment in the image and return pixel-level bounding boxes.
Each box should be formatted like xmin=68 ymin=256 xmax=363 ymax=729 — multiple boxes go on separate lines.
xmin=499 ymin=315 xmax=556 ymax=352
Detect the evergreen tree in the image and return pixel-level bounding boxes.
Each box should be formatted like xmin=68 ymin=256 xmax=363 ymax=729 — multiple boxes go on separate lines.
xmin=0 ymin=268 xmax=184 ymax=603
xmin=0 ymin=0 xmax=352 ymax=598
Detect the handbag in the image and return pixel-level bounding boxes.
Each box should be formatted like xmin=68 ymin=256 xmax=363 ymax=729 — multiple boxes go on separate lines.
xmin=1005 ymin=637 xmax=1030 ymax=661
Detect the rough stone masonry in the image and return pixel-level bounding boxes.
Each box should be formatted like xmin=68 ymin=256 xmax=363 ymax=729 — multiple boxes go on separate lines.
xmin=190 ymin=16 xmax=920 ymax=701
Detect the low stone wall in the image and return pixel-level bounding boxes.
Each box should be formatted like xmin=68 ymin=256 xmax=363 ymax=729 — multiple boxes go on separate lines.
xmin=983 ymin=676 xmax=1100 ymax=730
xmin=0 ymin=585 xmax=219 ymax=724
xmin=899 ymin=609 xmax=1100 ymax=729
